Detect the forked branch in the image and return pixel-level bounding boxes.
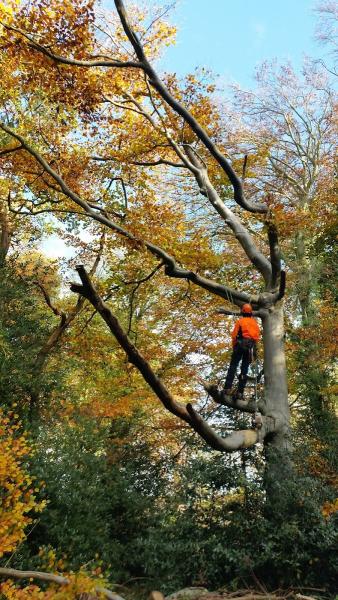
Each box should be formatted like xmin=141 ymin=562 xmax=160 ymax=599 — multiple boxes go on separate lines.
xmin=70 ymin=265 xmax=261 ymax=451
xmin=4 ymin=4 xmax=267 ymax=213
xmin=0 ymin=122 xmax=253 ymax=307
xmin=114 ymin=0 xmax=268 ymax=214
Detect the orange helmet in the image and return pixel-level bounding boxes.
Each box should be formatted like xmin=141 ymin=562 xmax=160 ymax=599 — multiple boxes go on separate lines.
xmin=241 ymin=303 xmax=253 ymax=314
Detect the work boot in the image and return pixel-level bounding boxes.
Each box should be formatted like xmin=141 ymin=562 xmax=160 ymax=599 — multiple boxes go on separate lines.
xmin=206 ymin=384 xmax=223 ymax=404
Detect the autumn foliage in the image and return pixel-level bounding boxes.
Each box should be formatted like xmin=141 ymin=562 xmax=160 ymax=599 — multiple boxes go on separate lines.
xmin=0 ymin=0 xmax=337 ymax=596
xmin=0 ymin=409 xmax=45 ymax=558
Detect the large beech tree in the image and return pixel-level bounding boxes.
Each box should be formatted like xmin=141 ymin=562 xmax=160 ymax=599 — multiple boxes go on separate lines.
xmin=0 ymin=0 xmax=291 ymax=459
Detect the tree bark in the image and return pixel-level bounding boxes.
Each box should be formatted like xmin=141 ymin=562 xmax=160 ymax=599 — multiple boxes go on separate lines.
xmin=262 ymin=302 xmax=291 ymax=452
xmin=0 ymin=203 xmax=11 ymax=266
xmin=261 ymin=303 xmax=293 ymax=495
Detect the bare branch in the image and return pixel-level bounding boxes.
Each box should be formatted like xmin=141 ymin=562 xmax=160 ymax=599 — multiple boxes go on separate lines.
xmin=276 ymin=270 xmax=286 ymax=301
xmin=114 ymin=0 xmax=267 ymax=214
xmin=266 ymin=218 xmax=281 ymax=290
xmin=205 ymin=383 xmax=265 ymax=415
xmin=186 ymin=403 xmax=259 ymax=450
xmin=0 ymin=143 xmax=22 ymax=156
xmin=71 ymin=264 xmax=191 ymax=423
xmin=0 ymin=568 xmax=67 ymax=586
xmin=32 ymin=280 xmax=67 ymax=323
xmin=183 ymin=145 xmax=272 ymax=283
xmin=242 ymin=154 xmax=248 ymax=180
xmin=90 ymin=155 xmax=185 ymax=168
xmin=0 ymin=122 xmax=252 ymax=306
xmin=129 ymin=158 xmax=185 ymax=168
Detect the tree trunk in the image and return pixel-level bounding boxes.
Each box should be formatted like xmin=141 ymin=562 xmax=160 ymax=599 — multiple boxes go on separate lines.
xmin=262 ymin=302 xmax=291 ymax=451
xmin=29 ymin=318 xmax=72 ymax=421
xmin=0 ymin=205 xmax=11 ymax=266
xmin=262 ymin=302 xmax=293 ymax=495
xmin=294 ymin=229 xmax=313 ymax=324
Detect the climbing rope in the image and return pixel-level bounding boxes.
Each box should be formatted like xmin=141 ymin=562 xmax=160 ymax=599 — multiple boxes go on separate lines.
xmin=251 ymin=354 xmax=263 ymax=430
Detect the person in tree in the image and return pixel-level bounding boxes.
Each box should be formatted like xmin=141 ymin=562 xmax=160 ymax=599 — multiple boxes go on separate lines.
xmin=223 ymin=303 xmax=260 ymax=399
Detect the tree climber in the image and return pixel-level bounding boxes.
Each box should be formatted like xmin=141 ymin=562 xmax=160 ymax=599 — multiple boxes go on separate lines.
xmin=223 ymin=303 xmax=260 ymax=399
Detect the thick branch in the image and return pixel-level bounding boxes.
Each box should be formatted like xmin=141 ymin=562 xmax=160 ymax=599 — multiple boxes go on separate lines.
xmin=70 ymin=266 xmax=260 ymax=451
xmin=3 ymin=23 xmax=142 ymax=69
xmin=0 ymin=568 xmax=67 ymax=586
xmin=71 ymin=265 xmax=191 ymax=423
xmin=0 ymin=123 xmax=252 ymax=306
xmin=271 ymin=270 xmax=286 ymax=302
xmin=114 ymin=0 xmax=267 ymax=214
xmin=184 ymin=145 xmax=272 ymax=283
xmin=267 ymin=219 xmax=282 ymax=290
xmin=186 ymin=403 xmax=258 ymax=449
xmin=163 ymin=263 xmax=254 ymax=305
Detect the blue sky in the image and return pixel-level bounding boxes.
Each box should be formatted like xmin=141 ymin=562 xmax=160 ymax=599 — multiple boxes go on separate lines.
xmin=160 ymin=0 xmax=322 ymax=87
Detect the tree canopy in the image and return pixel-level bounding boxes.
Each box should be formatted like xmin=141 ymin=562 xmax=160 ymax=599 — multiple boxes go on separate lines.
xmin=0 ymin=1 xmax=337 ymax=598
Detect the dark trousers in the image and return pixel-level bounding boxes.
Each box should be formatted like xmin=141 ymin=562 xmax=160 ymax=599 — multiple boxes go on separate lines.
xmin=224 ymin=343 xmax=254 ymax=394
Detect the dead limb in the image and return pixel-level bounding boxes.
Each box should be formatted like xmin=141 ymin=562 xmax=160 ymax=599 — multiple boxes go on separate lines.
xmin=183 ymin=145 xmax=272 ymax=284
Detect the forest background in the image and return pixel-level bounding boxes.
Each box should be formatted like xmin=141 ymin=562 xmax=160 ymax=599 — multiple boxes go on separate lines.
xmin=0 ymin=0 xmax=337 ymax=598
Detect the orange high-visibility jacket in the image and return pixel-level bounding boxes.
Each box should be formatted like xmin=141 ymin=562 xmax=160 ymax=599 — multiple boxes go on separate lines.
xmin=231 ymin=316 xmax=260 ymax=347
